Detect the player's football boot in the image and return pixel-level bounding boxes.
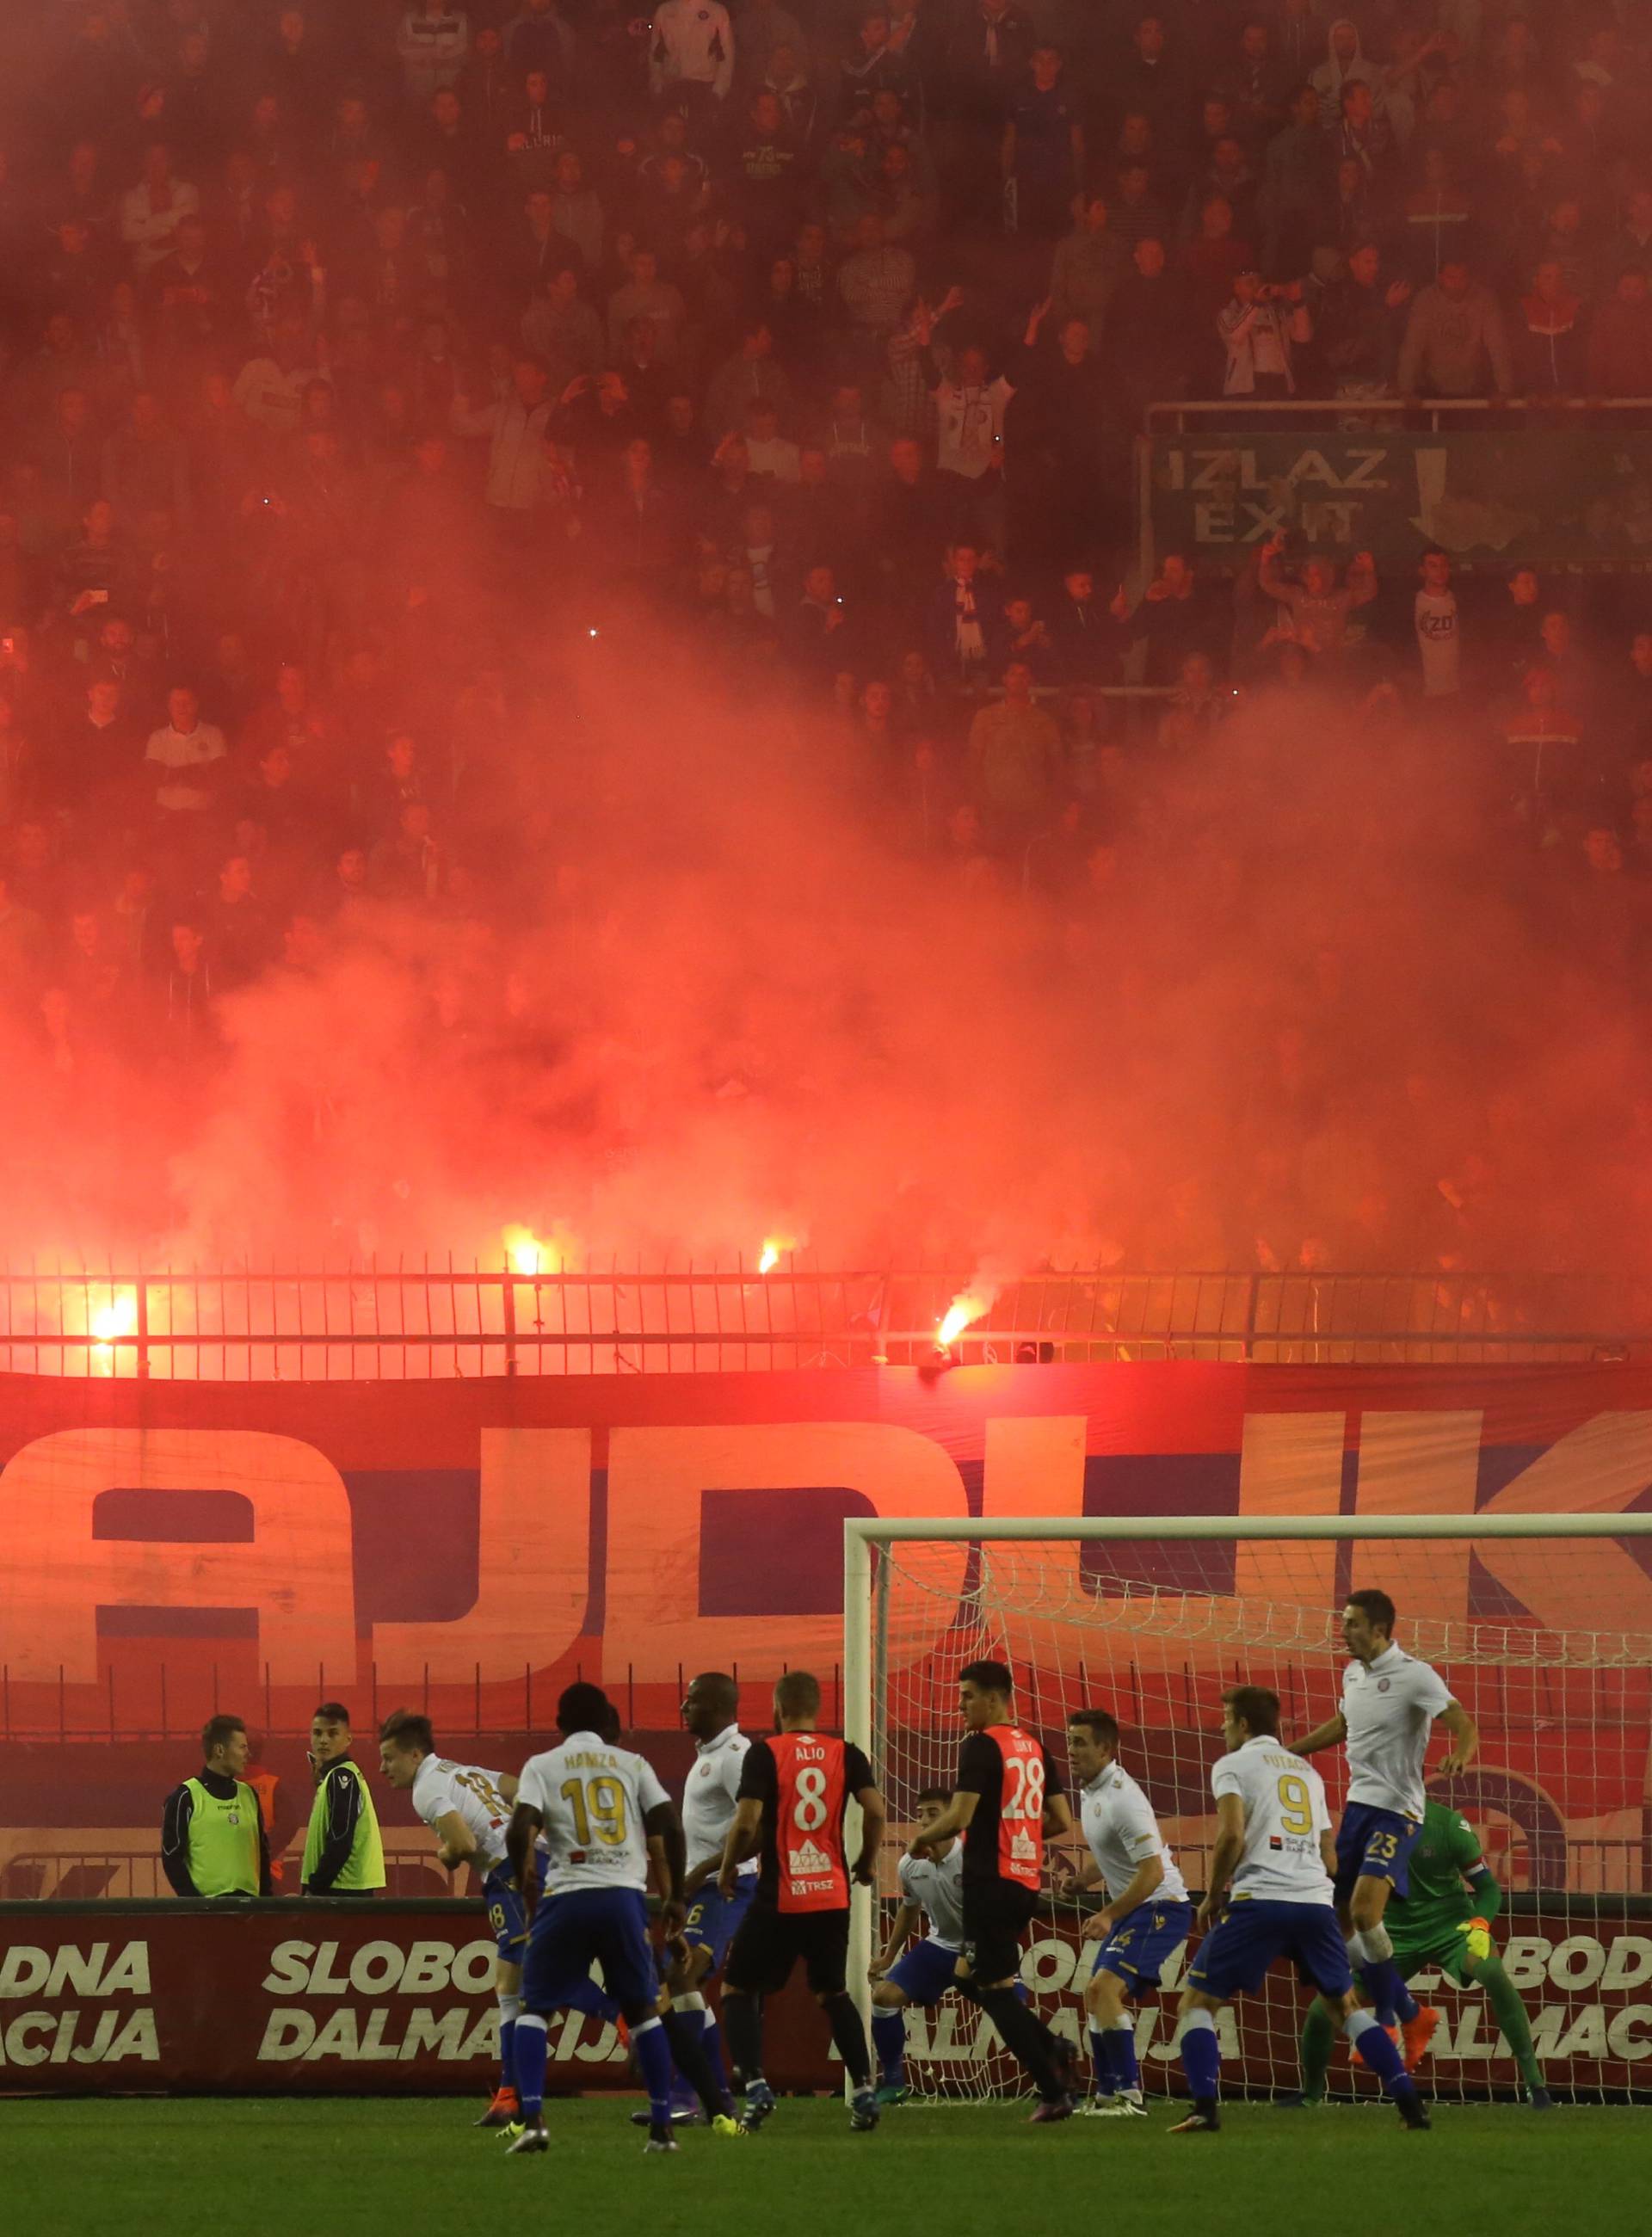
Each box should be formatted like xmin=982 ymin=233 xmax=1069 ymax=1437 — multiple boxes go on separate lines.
xmin=1027 ymin=2095 xmax=1076 ymax=2124
xmin=643 ymin=2126 xmax=681 ymax=2154
xmin=1081 ymin=2093 xmax=1118 ymax=2116
xmin=629 ymin=2105 xmax=703 ymax=2126
xmin=849 ymin=2088 xmax=880 ymax=2132
xmin=711 ymin=2114 xmax=747 ymax=2139
xmin=475 ymin=2086 xmax=521 ymax=2128
xmin=739 ymin=2078 xmax=778 ymax=2132
xmin=1401 ymin=2006 xmax=1439 ymax=2072
xmin=874 ymin=2081 xmax=910 ymax=2107
xmin=1168 ymin=2109 xmax=1220 ymax=2135
xmin=1396 ymin=2092 xmax=1432 ymax=2131
xmin=1090 ymin=2091 xmax=1147 ymax=2117
xmin=1274 ymin=2093 xmax=1324 ymax=2110
xmin=1527 ymin=2087 xmax=1555 ymax=2111
xmin=505 ymin=2120 xmax=550 ymax=2154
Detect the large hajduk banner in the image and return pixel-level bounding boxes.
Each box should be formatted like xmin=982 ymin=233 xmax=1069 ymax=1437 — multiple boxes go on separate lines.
xmin=2 ymin=1361 xmax=1650 ymax=1732
xmin=2 ymin=1897 xmax=1649 ymax=2098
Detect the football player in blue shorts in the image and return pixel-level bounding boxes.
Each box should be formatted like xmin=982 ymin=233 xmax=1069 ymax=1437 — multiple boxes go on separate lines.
xmin=1290 ymin=1588 xmax=1477 ymax=2068
xmin=378 ymin=1712 xmax=548 ymax=2127
xmin=1063 ymin=1710 xmax=1193 ymax=2118
xmin=1172 ymin=1683 xmax=1429 ymax=2135
xmin=655 ymin=1672 xmax=755 ymax=2117
xmin=868 ymin=1787 xmax=969 ymax=2103
xmin=504 ymin=1682 xmax=737 ymax=2155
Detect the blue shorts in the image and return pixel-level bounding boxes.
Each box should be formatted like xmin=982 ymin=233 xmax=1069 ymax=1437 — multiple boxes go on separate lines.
xmin=558 ymin=1972 xmax=621 ymax=2022
xmin=1089 ymin=1898 xmax=1193 ymax=1991
xmin=682 ymin=1875 xmax=756 ymax=1975
xmin=886 ymin=1936 xmax=965 ymax=2006
xmin=521 ymin=1887 xmax=657 ymax=2018
xmin=483 ymin=1852 xmax=549 ymax=1960
xmin=1188 ymin=1899 xmax=1352 ymax=2001
xmin=1334 ymin=1803 xmax=1422 ymax=1902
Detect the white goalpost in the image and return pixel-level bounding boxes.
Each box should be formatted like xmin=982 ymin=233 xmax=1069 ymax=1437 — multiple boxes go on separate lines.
xmin=843 ymin=1513 xmax=1652 ymax=2105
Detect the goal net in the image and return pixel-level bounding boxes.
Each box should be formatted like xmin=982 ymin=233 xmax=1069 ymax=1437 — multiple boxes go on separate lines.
xmin=848 ymin=1518 xmax=1652 ymax=2105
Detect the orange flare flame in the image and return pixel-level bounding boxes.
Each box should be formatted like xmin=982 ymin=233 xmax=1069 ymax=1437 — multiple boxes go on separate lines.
xmin=937 ymin=1293 xmax=986 ymax=1348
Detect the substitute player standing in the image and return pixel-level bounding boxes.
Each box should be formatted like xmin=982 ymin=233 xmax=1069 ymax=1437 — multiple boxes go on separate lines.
xmin=868 ymin=1786 xmax=967 ymax=2103
xmin=907 ymin=1659 xmax=1077 ymax=2121
xmin=1173 ymin=1683 xmax=1429 ymax=2135
xmin=300 ymin=1702 xmax=385 ymax=1898
xmin=1063 ymin=1708 xmax=1193 ymax=2118
xmin=1290 ymin=1588 xmax=1477 ymax=2062
xmin=1293 ymin=1796 xmax=1552 ymax=2111
xmin=377 ymin=1712 xmax=533 ymax=2128
xmin=717 ymin=1668 xmax=886 ymax=2133
xmin=505 ymin=1681 xmax=727 ymax=2155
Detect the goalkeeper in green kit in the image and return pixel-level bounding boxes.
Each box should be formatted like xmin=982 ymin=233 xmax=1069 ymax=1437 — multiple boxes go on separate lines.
xmin=1293 ymin=1798 xmax=1552 ymax=2111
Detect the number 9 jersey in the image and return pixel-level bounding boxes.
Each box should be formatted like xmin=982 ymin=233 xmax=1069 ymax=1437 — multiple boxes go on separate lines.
xmin=515 ymin=1727 xmax=670 ymax=1896
xmin=1210 ymin=1737 xmax=1335 ymax=1906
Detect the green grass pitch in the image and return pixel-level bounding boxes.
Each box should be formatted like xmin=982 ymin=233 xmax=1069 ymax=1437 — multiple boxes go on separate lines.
xmin=6 ymin=2096 xmax=1644 ymax=2237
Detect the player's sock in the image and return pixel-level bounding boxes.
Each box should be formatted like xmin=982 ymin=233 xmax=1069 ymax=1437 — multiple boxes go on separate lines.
xmin=1299 ymin=2000 xmax=1335 ymax=2098
xmin=821 ymin=1991 xmax=873 ymax=2091
xmin=631 ymin=2014 xmax=675 ymax=2128
xmin=1348 ymin=1926 xmax=1406 ymax=2024
xmin=1344 ymin=2007 xmax=1421 ymax=2110
xmin=722 ymin=1991 xmax=765 ymax=2087
xmin=514 ymin=2012 xmax=550 ymax=2120
xmin=497 ymin=1991 xmax=522 ymax=2093
xmin=965 ymin=1982 xmax=1068 ymax=2101
xmin=872 ymin=2007 xmax=908 ymax=2086
xmin=1476 ymin=1955 xmax=1545 ymax=2096
xmin=663 ymin=2009 xmax=734 ymax=2118
xmin=1178 ymin=2007 xmax=1220 ymax=2112
xmin=1391 ymin=1981 xmax=1420 ymax=2024
xmin=1088 ymin=2026 xmax=1110 ymax=2096
xmin=665 ymin=1992 xmax=718 ymax=2115
xmin=1109 ymin=2017 xmax=1141 ymax=2095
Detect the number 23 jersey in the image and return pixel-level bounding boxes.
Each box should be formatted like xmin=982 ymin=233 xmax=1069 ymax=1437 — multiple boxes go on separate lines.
xmin=515 ymin=1729 xmax=670 ymax=1897
xmin=737 ymin=1733 xmax=876 ymax=1913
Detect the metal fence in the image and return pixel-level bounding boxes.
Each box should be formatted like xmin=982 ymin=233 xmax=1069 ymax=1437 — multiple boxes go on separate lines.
xmin=2 ymin=1262 xmax=1649 ymax=1377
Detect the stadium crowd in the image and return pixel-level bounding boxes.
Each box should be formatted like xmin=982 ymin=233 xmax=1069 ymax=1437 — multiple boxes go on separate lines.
xmin=3 ymin=2 xmax=1652 ymax=1277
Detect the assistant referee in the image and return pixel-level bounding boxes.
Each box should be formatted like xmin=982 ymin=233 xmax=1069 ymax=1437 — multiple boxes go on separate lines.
xmin=160 ymin=1715 xmax=273 ymax=1898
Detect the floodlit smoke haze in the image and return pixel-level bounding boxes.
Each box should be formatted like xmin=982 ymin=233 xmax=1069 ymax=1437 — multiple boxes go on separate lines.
xmin=4 ymin=640 xmax=1648 ymax=1281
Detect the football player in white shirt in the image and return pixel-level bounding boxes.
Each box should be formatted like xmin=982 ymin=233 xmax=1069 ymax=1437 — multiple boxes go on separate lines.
xmin=379 ymin=1711 xmax=542 ymax=2128
xmin=504 ymin=1681 xmax=735 ymax=2155
xmin=1062 ymin=1710 xmax=1193 ymax=2119
xmin=867 ymin=1786 xmax=967 ymax=2103
xmin=635 ymin=1671 xmax=753 ymax=2126
xmin=1172 ymin=1683 xmax=1429 ymax=2135
xmin=1290 ymin=1588 xmax=1477 ymax=2068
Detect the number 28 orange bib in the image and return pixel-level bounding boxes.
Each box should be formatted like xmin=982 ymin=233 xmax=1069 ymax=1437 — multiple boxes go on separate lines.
xmin=984 ymin=1725 xmax=1046 ymax=1889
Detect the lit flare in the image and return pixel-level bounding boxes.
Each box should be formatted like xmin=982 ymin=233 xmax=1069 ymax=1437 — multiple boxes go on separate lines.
xmin=937 ymin=1293 xmax=987 ymax=1349
xmin=90 ymin=1291 xmax=138 ymax=1345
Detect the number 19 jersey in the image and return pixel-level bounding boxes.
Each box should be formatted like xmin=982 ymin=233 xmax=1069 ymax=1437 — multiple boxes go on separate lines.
xmin=1211 ymin=1735 xmax=1334 ymax=1906
xmin=515 ymin=1729 xmax=669 ymax=1898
